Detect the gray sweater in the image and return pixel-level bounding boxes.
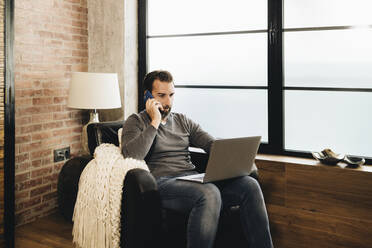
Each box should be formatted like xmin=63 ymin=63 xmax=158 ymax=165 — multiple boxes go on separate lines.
xmin=121 ymin=111 xmax=215 ymax=178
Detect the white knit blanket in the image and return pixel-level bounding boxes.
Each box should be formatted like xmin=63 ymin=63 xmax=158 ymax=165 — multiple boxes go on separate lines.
xmin=72 ymin=143 xmax=149 ymax=248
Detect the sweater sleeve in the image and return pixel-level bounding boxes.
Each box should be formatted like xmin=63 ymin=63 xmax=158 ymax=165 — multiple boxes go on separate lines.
xmin=185 ymin=115 xmax=215 ymax=154
xmin=121 ymin=114 xmax=157 ymax=160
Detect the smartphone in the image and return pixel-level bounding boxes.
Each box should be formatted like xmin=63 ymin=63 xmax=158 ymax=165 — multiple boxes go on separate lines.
xmin=144 ymin=90 xmax=154 ymax=105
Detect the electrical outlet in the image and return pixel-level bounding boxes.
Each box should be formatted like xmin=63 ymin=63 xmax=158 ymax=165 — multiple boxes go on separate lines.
xmin=54 ymin=146 xmax=70 ymax=162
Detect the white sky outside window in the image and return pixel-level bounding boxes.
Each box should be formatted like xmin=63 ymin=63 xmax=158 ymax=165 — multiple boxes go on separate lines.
xmin=284 ymin=0 xmax=372 ymax=157
xmin=285 ymin=91 xmax=372 ymax=157
xmin=148 ymin=0 xmax=267 ymax=35
xmin=172 ymin=88 xmax=268 ymax=142
xmin=284 ymin=29 xmax=372 ymax=88
xmin=148 ymin=34 xmax=267 ymax=86
xmin=284 ymin=0 xmax=372 ymax=28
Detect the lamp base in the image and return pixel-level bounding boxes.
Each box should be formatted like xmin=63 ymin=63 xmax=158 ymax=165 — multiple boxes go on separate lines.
xmin=88 ymin=111 xmax=99 ymax=123
xmin=81 ymin=110 xmax=100 ymax=155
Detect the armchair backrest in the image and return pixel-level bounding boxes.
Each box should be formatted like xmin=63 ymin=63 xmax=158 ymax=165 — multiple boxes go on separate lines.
xmin=87 ymin=120 xmax=125 ymax=156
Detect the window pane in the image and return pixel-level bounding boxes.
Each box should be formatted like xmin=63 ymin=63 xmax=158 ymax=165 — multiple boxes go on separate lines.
xmin=172 ymin=88 xmax=268 ymax=142
xmin=284 ymin=0 xmax=372 ymax=28
xmin=284 ymin=29 xmax=372 ymax=88
xmin=149 ymin=34 xmax=267 ymax=86
xmin=148 ymin=0 xmax=267 ymax=35
xmin=285 ymin=90 xmax=372 ymax=157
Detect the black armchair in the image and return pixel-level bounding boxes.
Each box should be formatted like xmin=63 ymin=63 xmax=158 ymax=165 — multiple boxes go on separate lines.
xmin=58 ymin=121 xmax=253 ymax=248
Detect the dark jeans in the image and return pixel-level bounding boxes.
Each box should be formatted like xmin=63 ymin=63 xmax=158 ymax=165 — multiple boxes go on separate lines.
xmin=157 ymin=173 xmax=273 ymax=248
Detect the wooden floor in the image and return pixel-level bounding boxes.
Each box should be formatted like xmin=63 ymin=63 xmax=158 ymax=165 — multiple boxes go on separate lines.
xmin=15 ymin=213 xmax=74 ymax=248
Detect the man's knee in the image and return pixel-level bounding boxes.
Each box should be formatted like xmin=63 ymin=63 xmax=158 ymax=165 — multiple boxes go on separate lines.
xmin=240 ymin=176 xmax=263 ymax=197
xmin=197 ymin=184 xmax=222 ymax=211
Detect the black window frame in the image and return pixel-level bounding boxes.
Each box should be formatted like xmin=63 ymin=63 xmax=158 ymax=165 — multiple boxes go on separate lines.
xmin=138 ymin=0 xmax=372 ymax=164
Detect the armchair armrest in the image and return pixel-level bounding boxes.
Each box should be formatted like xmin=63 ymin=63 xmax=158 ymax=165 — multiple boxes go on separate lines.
xmin=189 ymin=147 xmax=209 ymax=173
xmin=57 ymin=155 xmax=93 ymax=222
xmin=121 ymin=168 xmax=162 ymax=248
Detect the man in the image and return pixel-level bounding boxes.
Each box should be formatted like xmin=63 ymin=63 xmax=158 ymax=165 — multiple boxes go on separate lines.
xmin=121 ymin=70 xmax=273 ymax=248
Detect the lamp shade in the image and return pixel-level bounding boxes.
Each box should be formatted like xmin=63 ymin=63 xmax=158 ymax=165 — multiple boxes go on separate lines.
xmin=68 ymin=72 xmax=121 ymax=109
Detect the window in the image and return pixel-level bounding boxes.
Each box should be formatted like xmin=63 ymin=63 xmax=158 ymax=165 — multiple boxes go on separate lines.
xmin=283 ymin=0 xmax=372 ymax=157
xmin=139 ymin=0 xmax=372 ymax=162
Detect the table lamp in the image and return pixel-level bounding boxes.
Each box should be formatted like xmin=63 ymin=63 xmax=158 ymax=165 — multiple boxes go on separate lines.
xmin=68 ymin=72 xmax=121 ymax=154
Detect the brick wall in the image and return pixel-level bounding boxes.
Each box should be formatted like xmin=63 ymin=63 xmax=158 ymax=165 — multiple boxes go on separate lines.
xmin=14 ymin=0 xmax=88 ymax=226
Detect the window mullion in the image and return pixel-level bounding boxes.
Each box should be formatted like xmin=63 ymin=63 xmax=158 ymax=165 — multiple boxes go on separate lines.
xmin=267 ymin=0 xmax=284 ymax=154
xmin=138 ymin=0 xmax=148 ymax=112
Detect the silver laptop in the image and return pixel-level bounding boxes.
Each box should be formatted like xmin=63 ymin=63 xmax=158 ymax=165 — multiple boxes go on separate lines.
xmin=177 ymin=136 xmax=261 ymax=183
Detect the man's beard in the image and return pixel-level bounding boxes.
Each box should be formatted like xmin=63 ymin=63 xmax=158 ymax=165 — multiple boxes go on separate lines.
xmin=160 ymin=106 xmax=171 ymax=119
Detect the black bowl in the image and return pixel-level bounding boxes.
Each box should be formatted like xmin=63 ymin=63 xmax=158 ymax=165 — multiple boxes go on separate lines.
xmin=343 ymin=155 xmax=365 ymax=167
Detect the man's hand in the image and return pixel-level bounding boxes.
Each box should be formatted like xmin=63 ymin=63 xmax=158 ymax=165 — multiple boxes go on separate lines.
xmin=146 ymin=98 xmax=162 ymax=129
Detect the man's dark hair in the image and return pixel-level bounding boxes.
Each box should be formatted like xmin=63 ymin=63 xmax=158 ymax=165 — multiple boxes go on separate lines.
xmin=143 ymin=70 xmax=173 ymax=92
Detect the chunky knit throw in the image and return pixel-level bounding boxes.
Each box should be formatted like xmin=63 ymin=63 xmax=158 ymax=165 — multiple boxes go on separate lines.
xmin=72 ymin=143 xmax=149 ymax=248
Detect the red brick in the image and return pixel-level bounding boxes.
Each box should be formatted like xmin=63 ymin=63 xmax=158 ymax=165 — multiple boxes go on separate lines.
xmin=16 ymin=153 xmax=29 ymax=163
xmin=15 ymin=80 xmax=33 ymax=88
xmin=54 ymin=65 xmax=72 ymax=71
xmin=19 ymin=141 xmax=43 ymax=153
xmin=64 ymin=119 xmax=81 ymax=127
xmin=42 ymin=80 xmax=67 ymax=88
xmin=38 ymin=31 xmax=53 ymax=38
xmin=30 ymin=149 xmax=52 ymax=159
xmin=42 ymin=173 xmax=59 ymax=184
xmin=16 ymin=89 xmax=43 ymax=98
xmin=20 ymin=124 xmax=43 ymax=134
xmin=15 ymin=134 xmax=31 ymax=144
xmin=42 ymin=191 xmax=57 ymax=202
xmin=31 ymin=159 xmax=42 ymax=168
xmin=32 ymin=97 xmax=53 ymax=105
xmin=32 ymin=202 xmax=52 ymax=213
xmin=51 ymin=182 xmax=58 ymax=190
xmin=31 ymin=131 xmax=52 ymax=141
xmin=32 ymin=113 xmax=54 ymax=124
xmin=53 ymin=32 xmax=72 ymax=41
xmin=41 ymin=137 xmax=63 ymax=147
xmin=71 ymin=64 xmax=88 ymax=71
xmin=43 ymin=121 xmax=64 ymax=129
xmin=42 ymin=157 xmax=52 ymax=165
xmin=72 ymin=126 xmax=82 ymax=133
xmin=17 ymin=98 xmax=33 ymax=106
xmin=30 ymin=185 xmax=51 ymax=197
xmin=53 ymin=162 xmax=65 ymax=173
xmin=15 ymin=172 xmax=30 ymax=183
xmin=17 ymin=178 xmax=43 ymax=191
xmin=65 ymin=134 xmax=80 ymax=143
xmin=17 ymin=116 xmax=32 ymax=125
xmin=71 ymin=20 xmax=87 ymax=28
xmin=65 ymin=0 xmax=81 ymax=4
xmin=15 ymin=210 xmax=32 ymax=226
xmin=15 ymin=191 xmax=29 ymax=201
xmin=52 ymin=128 xmax=72 ymax=136
xmin=43 ymin=88 xmax=63 ymax=96
xmin=16 ymin=196 xmax=42 ymax=211
xmin=53 ymin=96 xmax=67 ymax=104
xmin=53 ymin=112 xmax=70 ymax=120
xmin=72 ymin=50 xmax=87 ymax=57
xmin=16 ymin=162 xmax=31 ymax=172
xmin=71 ymin=110 xmax=83 ymax=118
xmin=44 ymin=39 xmax=63 ymax=47
xmin=31 ymin=166 xmax=53 ymax=178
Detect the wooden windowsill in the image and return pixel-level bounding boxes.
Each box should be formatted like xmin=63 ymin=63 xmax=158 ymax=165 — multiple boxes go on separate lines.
xmin=189 ymin=146 xmax=372 ymax=173
xmin=256 ymin=153 xmax=372 ymax=173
